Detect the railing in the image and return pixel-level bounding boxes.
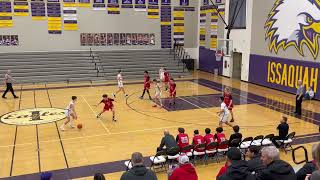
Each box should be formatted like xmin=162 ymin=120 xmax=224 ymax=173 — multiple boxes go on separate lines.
xmin=172 ymin=41 xmax=189 ymax=72
xmin=292 ymin=146 xmax=309 ymax=165
xmin=89 ymin=48 xmax=105 ymax=77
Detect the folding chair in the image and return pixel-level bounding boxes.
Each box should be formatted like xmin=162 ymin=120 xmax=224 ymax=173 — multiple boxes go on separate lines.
xmin=192 ymin=143 xmax=206 ymax=165
xmin=180 ymin=145 xmax=194 ymax=157
xmin=124 ymin=160 xmax=132 ymax=171
xmin=251 ymin=135 xmax=264 ymax=146
xmin=166 ymin=146 xmax=180 ymax=164
xmin=239 ymin=137 xmax=253 ymax=159
xmin=230 ymin=138 xmax=241 ymax=147
xmin=261 ymin=134 xmax=274 ymax=146
xmin=278 ymin=132 xmax=296 ymax=153
xmin=217 ymin=140 xmax=229 ymax=161
xmin=150 ymin=150 xmax=167 ymax=172
xmin=205 ymin=142 xmax=219 ymax=164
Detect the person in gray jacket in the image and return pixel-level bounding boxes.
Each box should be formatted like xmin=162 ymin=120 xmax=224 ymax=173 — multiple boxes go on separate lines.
xmin=120 ymin=152 xmax=157 ymax=180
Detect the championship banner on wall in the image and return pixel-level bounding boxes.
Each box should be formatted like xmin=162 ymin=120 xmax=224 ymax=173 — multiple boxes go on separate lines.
xmin=31 ymin=0 xmax=46 ymax=20
xmin=218 ymin=4 xmax=225 ymax=15
xmin=147 ymin=4 xmax=159 ymax=19
xmin=121 ymin=0 xmax=133 ymax=8
xmin=249 ymin=54 xmax=320 ymax=100
xmin=0 ymin=1 xmax=13 ymax=28
xmin=173 ymin=7 xmax=184 ymax=45
xmin=210 ymin=10 xmax=218 ymax=50
xmin=78 ymin=0 xmax=91 ymax=8
xmin=160 ymin=5 xmax=171 ymax=48
xmin=199 ymin=6 xmax=206 ymax=47
xmin=202 ymin=0 xmax=208 ymax=6
xmin=63 ymin=2 xmax=78 ymax=31
xmin=47 ymin=0 xmax=62 ymax=34
xmin=93 ymin=0 xmax=105 ymax=10
xmin=179 ymin=0 xmax=188 ymax=6
xmin=13 ymin=0 xmax=29 ymax=16
xmin=134 ymin=0 xmax=146 ymax=12
xmin=107 ymin=0 xmax=120 ymax=14
xmin=161 ymin=0 xmax=170 ymax=5
xmin=63 ymin=0 xmax=76 ymax=7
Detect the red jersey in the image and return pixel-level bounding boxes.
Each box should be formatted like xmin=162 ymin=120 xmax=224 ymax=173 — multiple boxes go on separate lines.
xmin=144 ymin=75 xmax=150 ymax=89
xmin=193 ymin=135 xmax=205 ymax=152
xmin=101 ymin=98 xmax=114 ymax=111
xmin=223 ymin=92 xmax=233 ymax=108
xmin=204 ymin=134 xmax=216 ymax=145
xmin=169 ymin=82 xmax=176 ymax=96
xmin=164 ymin=71 xmax=169 ymax=82
xmin=177 ymin=133 xmax=190 ymax=152
xmin=216 ymin=133 xmax=228 ymax=149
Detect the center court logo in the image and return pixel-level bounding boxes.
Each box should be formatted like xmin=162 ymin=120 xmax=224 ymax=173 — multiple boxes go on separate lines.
xmin=0 ymin=108 xmax=66 ymax=126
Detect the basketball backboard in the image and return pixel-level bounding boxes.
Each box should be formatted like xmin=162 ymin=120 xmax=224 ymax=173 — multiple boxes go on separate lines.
xmin=217 ymin=39 xmax=233 ymax=57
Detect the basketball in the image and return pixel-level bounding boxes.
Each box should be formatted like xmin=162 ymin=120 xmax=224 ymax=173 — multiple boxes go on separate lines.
xmin=77 ymin=124 xmax=83 ymax=129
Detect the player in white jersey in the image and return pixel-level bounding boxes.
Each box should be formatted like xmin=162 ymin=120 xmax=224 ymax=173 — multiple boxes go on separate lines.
xmin=60 ymin=96 xmax=78 ymax=131
xmin=159 ymin=67 xmax=164 ymax=82
xmin=217 ymin=96 xmax=233 ymax=127
xmin=152 ymin=79 xmax=163 ymax=108
xmin=113 ymin=70 xmax=128 ymax=98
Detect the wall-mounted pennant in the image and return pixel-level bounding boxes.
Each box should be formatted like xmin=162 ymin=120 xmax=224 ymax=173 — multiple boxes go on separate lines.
xmin=134 ymin=0 xmax=146 ymax=11
xmin=121 ymin=0 xmax=133 ymax=8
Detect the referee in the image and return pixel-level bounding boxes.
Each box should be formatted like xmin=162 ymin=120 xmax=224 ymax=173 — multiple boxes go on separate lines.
xmin=294 ymin=80 xmax=304 ymax=115
xmin=2 ymin=70 xmax=18 ymax=99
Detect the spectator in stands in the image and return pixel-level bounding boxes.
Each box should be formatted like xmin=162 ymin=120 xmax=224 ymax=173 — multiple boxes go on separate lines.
xmin=157 ymin=129 xmax=177 ymax=153
xmin=217 ymin=147 xmax=254 ymax=180
xmin=215 ymin=127 xmax=228 ymax=149
xmin=296 ymin=144 xmax=318 ymax=180
xmin=40 ymin=172 xmax=52 ymax=180
xmin=308 ymin=143 xmax=320 ymax=180
xmin=94 ymin=172 xmax=106 ymax=180
xmin=2 ymin=70 xmax=18 ymax=99
xmin=246 ymin=145 xmax=265 ymax=174
xmin=203 ymin=128 xmax=215 ymax=145
xmin=272 ymin=116 xmax=289 ymax=148
xmin=120 ymin=152 xmax=157 ymax=180
xmin=176 ymin=127 xmax=190 ymax=152
xmin=169 ymin=155 xmax=198 ymax=180
xmin=304 ymin=86 xmax=315 ymax=100
xmin=256 ymin=146 xmax=296 ymax=180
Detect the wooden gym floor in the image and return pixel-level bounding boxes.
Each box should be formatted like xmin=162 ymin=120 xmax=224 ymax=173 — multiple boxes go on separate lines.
xmin=0 ymin=71 xmax=319 ymax=180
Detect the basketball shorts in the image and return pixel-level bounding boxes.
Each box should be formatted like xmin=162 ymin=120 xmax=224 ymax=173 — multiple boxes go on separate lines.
xmin=220 ymin=114 xmax=229 ymax=123
xmin=103 ymin=105 xmax=113 ymax=111
xmin=118 ymin=81 xmax=124 ymax=88
xmin=65 ymin=110 xmax=71 ymax=117
xmin=170 ymin=91 xmax=176 ymax=97
xmin=144 ymin=84 xmax=150 ymax=90
xmin=155 ymin=92 xmax=161 ymax=98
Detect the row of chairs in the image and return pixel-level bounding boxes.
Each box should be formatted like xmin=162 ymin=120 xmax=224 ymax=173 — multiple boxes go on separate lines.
xmin=124 ymin=132 xmax=296 ymax=172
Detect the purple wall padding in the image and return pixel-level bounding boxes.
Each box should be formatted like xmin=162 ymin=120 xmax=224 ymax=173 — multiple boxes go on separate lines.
xmin=249 ymin=54 xmax=320 ymax=99
xmin=199 ymin=47 xmax=223 ymax=75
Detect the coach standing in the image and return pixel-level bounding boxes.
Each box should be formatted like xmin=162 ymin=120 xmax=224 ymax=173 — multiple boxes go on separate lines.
xmin=2 ymin=70 xmax=18 ymax=99
xmin=295 ymin=80 xmax=304 ymax=115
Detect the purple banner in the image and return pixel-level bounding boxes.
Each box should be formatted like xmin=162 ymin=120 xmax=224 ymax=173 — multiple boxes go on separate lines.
xmin=249 ymin=54 xmax=320 ymax=99
xmin=121 ymin=0 xmax=133 ymax=8
xmin=148 ymin=0 xmax=158 ymax=5
xmin=108 ymin=0 xmax=118 ymax=4
xmin=161 ymin=0 xmax=170 ymax=5
xmin=180 ymin=0 xmax=188 ymax=6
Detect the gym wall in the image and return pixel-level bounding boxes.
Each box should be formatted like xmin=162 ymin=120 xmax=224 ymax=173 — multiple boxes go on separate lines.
xmin=248 ymin=0 xmax=320 ymax=99
xmin=0 ymin=0 xmax=198 ymax=52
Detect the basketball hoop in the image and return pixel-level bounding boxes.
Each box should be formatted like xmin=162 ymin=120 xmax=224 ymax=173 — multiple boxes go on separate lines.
xmin=215 ymin=50 xmax=224 ymax=61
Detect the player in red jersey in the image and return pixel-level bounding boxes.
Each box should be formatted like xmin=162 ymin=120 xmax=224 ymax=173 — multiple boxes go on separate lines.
xmin=163 ymin=68 xmax=170 ymax=91
xmin=169 ymin=78 xmax=176 ymax=105
xmin=96 ymin=94 xmax=116 ymax=121
xmin=140 ymin=71 xmax=152 ymax=100
xmin=224 ymin=87 xmax=235 ymax=122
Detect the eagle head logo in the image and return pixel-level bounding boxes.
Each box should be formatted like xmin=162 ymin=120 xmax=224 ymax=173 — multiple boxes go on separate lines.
xmin=265 ymin=0 xmax=320 ymax=59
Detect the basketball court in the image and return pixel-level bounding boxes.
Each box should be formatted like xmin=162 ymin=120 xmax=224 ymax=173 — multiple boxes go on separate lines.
xmin=0 ymin=71 xmax=319 ymax=179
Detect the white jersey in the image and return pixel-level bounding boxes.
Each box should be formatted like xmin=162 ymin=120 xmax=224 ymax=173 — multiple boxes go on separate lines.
xmin=65 ymin=101 xmax=75 ymax=117
xmin=159 ymin=69 xmax=164 ymax=80
xmin=117 ymin=73 xmax=123 ymax=87
xmin=220 ymin=102 xmax=229 ymax=122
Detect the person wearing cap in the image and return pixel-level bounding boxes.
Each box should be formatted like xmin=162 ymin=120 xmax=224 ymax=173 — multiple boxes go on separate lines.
xmin=40 ymin=172 xmax=52 ymax=180
xmin=256 ymin=146 xmax=296 ymax=180
xmin=217 ymin=147 xmax=254 ymax=180
xmin=169 ymin=155 xmax=198 ymax=180
xmin=120 ymin=152 xmax=157 ymax=180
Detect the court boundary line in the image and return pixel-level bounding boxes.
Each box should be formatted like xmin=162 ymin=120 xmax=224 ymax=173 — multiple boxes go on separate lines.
xmin=81 ymin=95 xmax=111 ymax=134
xmin=9 ymin=85 xmax=23 ymax=176
xmin=45 ymin=84 xmax=70 ymax=169
xmin=33 ymin=89 xmax=42 ymax=173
